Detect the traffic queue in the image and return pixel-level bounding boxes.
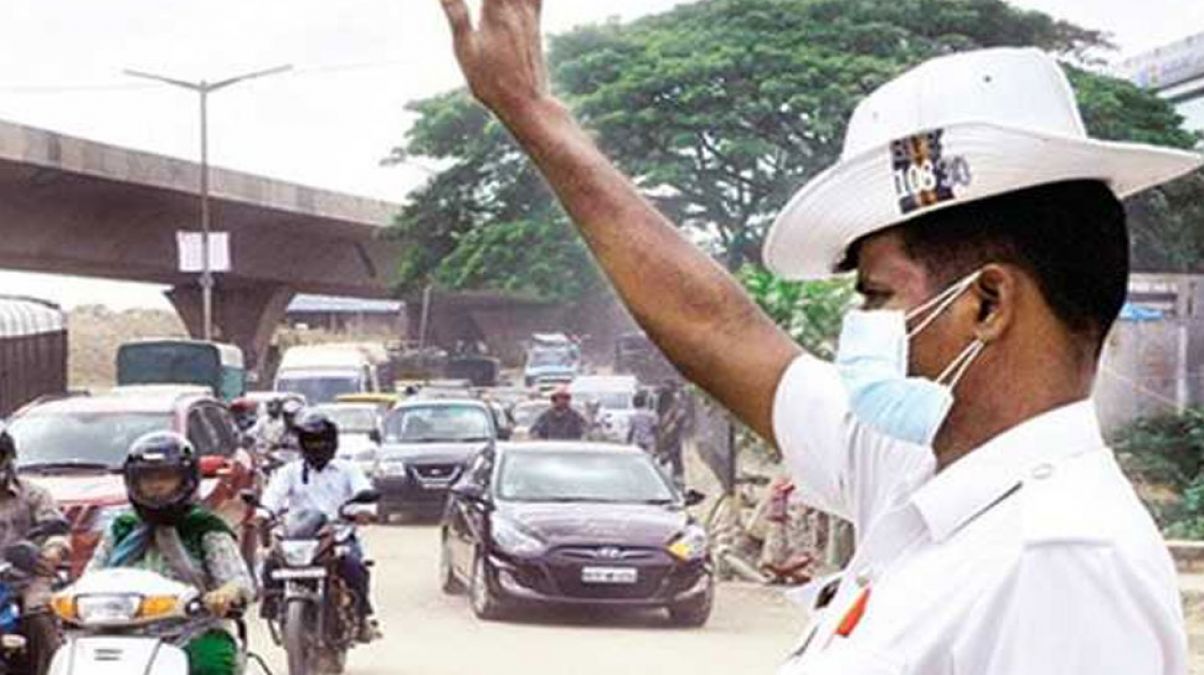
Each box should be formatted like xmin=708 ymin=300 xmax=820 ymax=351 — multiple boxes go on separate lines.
xmin=0 ymin=333 xmax=709 ymax=675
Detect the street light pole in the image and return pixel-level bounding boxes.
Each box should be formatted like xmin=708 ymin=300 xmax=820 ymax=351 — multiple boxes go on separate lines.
xmin=125 ymin=65 xmax=293 ymax=342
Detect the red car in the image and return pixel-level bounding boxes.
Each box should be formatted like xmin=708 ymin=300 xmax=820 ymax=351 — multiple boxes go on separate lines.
xmin=7 ymin=385 xmax=259 ymax=576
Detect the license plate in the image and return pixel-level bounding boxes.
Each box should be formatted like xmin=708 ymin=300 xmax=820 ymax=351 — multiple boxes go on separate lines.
xmin=272 ymin=568 xmax=326 ymax=580
xmin=581 ymin=566 xmax=638 ymax=584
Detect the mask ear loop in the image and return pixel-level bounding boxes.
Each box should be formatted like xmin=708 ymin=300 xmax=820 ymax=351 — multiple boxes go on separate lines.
xmin=936 ymin=339 xmax=986 ymax=388
xmin=905 ymin=270 xmax=983 ymax=339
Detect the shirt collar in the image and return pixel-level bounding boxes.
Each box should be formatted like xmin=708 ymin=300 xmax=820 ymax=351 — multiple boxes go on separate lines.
xmin=909 ymin=399 xmax=1105 ymax=543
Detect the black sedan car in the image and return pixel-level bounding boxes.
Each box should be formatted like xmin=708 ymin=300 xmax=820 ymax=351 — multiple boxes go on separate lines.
xmin=374 ymin=399 xmax=497 ymax=520
xmin=440 ymin=442 xmax=713 ymax=626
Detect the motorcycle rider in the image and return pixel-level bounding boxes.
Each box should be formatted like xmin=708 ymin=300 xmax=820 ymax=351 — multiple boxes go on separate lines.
xmin=0 ymin=426 xmax=71 ymax=675
xmin=249 ymin=397 xmax=288 ymax=448
xmin=258 ymin=409 xmax=379 ymax=642
xmin=530 ymin=386 xmax=588 ymax=440
xmin=86 ymin=432 xmax=254 ymax=675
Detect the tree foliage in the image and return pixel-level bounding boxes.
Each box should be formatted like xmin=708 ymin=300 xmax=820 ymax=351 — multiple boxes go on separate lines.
xmin=388 ymin=0 xmax=1199 ymax=302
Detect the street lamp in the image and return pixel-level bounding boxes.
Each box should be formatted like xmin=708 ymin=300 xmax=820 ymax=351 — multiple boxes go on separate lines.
xmin=125 ymin=64 xmax=293 ymax=341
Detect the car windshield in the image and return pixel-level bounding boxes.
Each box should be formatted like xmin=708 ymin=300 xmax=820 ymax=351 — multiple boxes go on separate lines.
xmin=384 ymin=405 xmax=494 ymax=443
xmin=277 ymin=376 xmax=359 ymax=405
xmin=574 ymin=392 xmax=632 ymax=410
xmin=498 ymin=450 xmax=674 ymax=504
xmin=512 ymin=403 xmax=549 ymax=427
xmin=10 ymin=411 xmax=175 ymax=470
xmin=528 ymin=349 xmax=574 ymax=368
xmin=315 ymin=406 xmax=378 ymax=434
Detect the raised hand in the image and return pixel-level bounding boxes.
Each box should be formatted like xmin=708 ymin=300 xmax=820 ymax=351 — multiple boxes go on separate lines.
xmin=438 ymin=0 xmax=552 ymax=119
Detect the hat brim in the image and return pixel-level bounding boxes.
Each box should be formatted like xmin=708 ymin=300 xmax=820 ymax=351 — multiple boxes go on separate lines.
xmin=763 ymin=123 xmax=1203 ymax=280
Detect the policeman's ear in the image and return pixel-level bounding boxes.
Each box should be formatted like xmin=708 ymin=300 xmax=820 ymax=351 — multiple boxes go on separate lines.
xmin=970 ymin=264 xmax=1016 ymax=344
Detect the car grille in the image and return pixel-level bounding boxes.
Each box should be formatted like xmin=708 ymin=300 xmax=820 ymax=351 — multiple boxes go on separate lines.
xmin=543 ymin=546 xmax=673 ymax=600
xmin=409 ymin=463 xmax=462 ymax=482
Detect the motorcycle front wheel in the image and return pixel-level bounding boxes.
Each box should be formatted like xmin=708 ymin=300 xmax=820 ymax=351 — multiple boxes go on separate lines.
xmin=284 ymin=601 xmax=312 ymax=675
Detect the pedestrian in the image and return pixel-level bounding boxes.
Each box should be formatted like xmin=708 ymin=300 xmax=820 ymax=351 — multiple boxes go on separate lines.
xmin=437 ymin=2 xmax=1201 ymax=672
xmin=530 ymin=386 xmax=588 ymax=441
xmin=655 ymin=387 xmax=687 ymax=486
xmin=626 ymin=390 xmax=658 ymax=453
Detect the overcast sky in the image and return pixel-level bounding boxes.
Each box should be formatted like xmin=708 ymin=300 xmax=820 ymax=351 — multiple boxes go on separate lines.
xmin=0 ymin=0 xmax=1201 ymax=310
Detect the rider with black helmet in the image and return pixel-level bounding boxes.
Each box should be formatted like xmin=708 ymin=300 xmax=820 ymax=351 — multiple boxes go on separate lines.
xmin=260 ymin=409 xmax=379 ymax=642
xmin=86 ymin=432 xmax=254 ymax=675
xmin=0 ymin=426 xmax=72 ymax=675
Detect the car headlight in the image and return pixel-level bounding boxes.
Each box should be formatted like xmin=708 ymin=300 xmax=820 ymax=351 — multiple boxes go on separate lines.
xmin=491 ymin=519 xmax=546 ymax=557
xmin=90 ymin=505 xmax=130 ymax=534
xmin=667 ymin=525 xmax=709 ymax=561
xmin=280 ymin=540 xmax=321 ymax=566
xmin=376 ymin=460 xmax=407 ymax=477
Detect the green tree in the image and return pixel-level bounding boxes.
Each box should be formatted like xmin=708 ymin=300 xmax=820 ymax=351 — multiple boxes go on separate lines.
xmin=389 ymin=0 xmax=1199 ymax=302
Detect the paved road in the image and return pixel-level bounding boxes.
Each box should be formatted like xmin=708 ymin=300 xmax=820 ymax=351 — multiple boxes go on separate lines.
xmin=248 ymin=523 xmax=806 ymax=675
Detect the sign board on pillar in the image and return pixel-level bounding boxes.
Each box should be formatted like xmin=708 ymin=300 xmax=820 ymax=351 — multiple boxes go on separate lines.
xmin=177 ymin=231 xmax=231 ymax=273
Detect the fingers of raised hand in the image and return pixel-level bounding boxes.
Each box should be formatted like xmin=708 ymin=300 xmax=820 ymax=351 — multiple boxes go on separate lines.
xmin=439 ymin=0 xmax=474 ymax=40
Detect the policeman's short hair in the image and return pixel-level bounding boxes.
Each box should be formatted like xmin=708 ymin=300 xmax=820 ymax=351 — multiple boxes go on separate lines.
xmin=849 ymin=180 xmax=1129 ymax=353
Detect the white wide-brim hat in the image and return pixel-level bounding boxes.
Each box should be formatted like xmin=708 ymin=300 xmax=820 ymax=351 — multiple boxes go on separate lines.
xmin=763 ymin=47 xmax=1203 ymax=280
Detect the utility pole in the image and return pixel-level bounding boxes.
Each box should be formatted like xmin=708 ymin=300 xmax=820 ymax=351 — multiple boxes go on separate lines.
xmin=125 ymin=65 xmax=292 ymax=341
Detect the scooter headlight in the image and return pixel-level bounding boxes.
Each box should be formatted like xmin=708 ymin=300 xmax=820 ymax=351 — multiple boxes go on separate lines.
xmin=75 ymin=594 xmax=142 ymax=624
xmin=280 ymin=540 xmax=321 ymax=566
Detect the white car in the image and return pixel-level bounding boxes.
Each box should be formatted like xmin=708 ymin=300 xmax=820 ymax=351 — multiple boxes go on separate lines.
xmin=312 ymin=402 xmax=383 ymax=477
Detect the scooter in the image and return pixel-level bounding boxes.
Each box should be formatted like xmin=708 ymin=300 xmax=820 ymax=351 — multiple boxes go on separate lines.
xmin=46 ymin=568 xmax=262 ymax=675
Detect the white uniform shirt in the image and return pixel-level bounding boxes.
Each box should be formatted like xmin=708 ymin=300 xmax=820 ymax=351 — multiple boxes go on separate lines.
xmin=261 ymin=459 xmax=377 ymax=522
xmin=774 ymin=354 xmax=1186 ymax=675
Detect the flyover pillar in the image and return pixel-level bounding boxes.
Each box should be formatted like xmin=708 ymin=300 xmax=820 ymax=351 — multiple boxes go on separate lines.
xmin=166 ymin=282 xmax=295 ymax=378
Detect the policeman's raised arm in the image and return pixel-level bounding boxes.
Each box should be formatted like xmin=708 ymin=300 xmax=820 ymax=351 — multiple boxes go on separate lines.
xmin=437 ymin=0 xmax=801 ymax=440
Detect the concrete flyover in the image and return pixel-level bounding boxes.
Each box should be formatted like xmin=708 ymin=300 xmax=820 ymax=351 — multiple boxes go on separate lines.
xmin=0 ymin=118 xmax=402 ymax=371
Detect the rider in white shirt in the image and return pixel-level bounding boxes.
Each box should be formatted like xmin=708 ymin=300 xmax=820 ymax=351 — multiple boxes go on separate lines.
xmin=260 ymin=409 xmax=378 ymax=642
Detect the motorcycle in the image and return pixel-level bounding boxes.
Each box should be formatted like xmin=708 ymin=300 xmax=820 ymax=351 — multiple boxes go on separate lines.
xmin=244 ymin=489 xmax=379 ymax=675
xmin=0 ymin=519 xmax=71 ymax=675
xmin=46 ymin=567 xmax=257 ymax=675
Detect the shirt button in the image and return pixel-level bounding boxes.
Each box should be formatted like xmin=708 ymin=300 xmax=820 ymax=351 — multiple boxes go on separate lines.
xmin=1031 ymin=463 xmax=1054 ymax=480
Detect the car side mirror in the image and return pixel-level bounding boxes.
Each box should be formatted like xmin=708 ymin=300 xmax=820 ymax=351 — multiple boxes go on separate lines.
xmin=368 ymin=429 xmax=382 ymax=444
xmin=683 ymin=489 xmax=706 ymax=507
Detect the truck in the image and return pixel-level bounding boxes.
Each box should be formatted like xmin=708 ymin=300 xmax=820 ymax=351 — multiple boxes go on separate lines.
xmin=116 ymin=339 xmax=247 ymax=402
xmin=0 ymin=296 xmax=67 ymax=417
xmin=273 ymin=343 xmax=390 ymax=404
xmin=523 ymin=333 xmax=580 ymax=388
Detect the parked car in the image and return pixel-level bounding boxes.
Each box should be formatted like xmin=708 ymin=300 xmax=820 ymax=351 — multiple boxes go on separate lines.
xmin=440 ymin=442 xmax=712 ymax=625
xmin=313 ymin=402 xmax=384 ymax=478
xmin=373 ymin=399 xmax=497 ymax=520
xmin=6 ymin=385 xmax=259 ymax=576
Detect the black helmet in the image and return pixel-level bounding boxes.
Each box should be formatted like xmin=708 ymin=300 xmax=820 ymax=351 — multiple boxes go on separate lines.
xmin=295 ymin=409 xmax=338 ymax=471
xmin=123 ymin=432 xmax=199 ymax=525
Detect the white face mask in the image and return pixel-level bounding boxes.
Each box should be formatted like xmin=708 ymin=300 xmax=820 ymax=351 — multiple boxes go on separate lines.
xmin=834 ymin=270 xmax=986 ymax=447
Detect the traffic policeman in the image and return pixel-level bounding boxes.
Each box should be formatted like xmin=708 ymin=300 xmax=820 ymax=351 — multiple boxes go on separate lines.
xmin=436 ymin=1 xmax=1202 ymax=672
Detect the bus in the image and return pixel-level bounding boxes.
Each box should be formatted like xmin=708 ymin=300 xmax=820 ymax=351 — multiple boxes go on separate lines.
xmin=116 ymin=339 xmax=246 ymax=402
